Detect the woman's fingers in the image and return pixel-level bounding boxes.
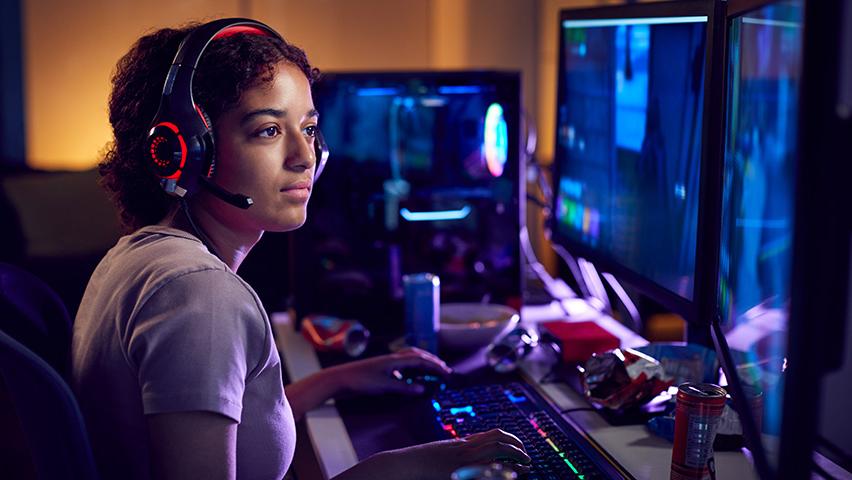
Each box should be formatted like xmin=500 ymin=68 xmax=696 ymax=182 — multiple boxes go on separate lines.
xmin=471 ymin=440 xmax=532 ymax=466
xmin=467 ymin=429 xmax=526 ymax=453
xmin=391 ymin=348 xmax=452 ymax=376
xmin=401 ymin=347 xmax=447 ymax=368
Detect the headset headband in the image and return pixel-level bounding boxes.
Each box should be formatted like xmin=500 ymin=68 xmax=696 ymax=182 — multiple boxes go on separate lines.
xmin=159 ymin=19 xmax=278 ymax=114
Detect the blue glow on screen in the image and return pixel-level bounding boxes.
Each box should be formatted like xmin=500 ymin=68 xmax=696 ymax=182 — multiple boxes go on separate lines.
xmin=719 ymin=0 xmax=803 ymax=466
xmin=400 ymin=205 xmax=472 ymax=222
xmin=615 ymin=25 xmax=650 ymax=151
xmin=356 ymin=87 xmax=402 ymax=97
xmin=553 ymin=13 xmax=708 ymax=300
xmin=438 ymin=85 xmax=484 ymax=95
xmin=563 ymin=16 xmax=707 ymax=28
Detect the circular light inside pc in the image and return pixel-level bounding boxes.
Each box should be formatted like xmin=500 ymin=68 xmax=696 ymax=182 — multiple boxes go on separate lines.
xmin=483 ymin=103 xmax=508 ymax=177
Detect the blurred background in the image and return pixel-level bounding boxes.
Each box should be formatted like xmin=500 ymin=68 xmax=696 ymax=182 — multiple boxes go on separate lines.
xmin=0 ymin=0 xmax=623 ymax=316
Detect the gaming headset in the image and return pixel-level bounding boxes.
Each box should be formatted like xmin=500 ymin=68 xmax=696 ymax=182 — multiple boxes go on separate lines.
xmin=145 ymin=18 xmax=329 ymax=209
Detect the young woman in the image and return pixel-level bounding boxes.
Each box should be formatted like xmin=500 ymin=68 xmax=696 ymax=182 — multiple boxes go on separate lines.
xmin=71 ymin=19 xmax=529 ymax=480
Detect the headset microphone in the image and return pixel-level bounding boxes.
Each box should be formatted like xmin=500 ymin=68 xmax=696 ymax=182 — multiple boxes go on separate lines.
xmin=199 ymin=176 xmax=254 ymax=209
xmin=145 ymin=18 xmax=329 ymax=209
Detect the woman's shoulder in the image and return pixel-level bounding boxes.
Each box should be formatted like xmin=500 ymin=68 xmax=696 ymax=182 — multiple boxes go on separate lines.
xmin=112 ymin=225 xmax=225 ymax=272
xmin=91 ymin=225 xmax=252 ymax=305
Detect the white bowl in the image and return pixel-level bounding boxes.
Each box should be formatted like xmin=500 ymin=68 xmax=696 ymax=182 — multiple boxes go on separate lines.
xmin=439 ymin=303 xmax=520 ymax=352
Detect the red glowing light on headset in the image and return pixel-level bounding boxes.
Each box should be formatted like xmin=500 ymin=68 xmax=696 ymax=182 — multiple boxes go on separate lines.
xmin=150 ymin=122 xmax=187 ymax=179
xmin=213 ymin=25 xmax=270 ymax=39
xmin=195 ymin=105 xmax=210 ymax=130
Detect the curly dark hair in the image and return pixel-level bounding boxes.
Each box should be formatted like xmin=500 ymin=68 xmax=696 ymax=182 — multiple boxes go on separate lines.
xmin=99 ymin=22 xmax=320 ymax=232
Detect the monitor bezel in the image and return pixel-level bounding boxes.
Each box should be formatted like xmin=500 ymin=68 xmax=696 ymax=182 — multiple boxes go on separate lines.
xmin=550 ymin=0 xmax=725 ymax=323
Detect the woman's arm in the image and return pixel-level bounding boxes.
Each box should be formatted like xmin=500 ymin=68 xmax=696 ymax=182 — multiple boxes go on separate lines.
xmin=284 ymin=348 xmax=452 ymax=420
xmin=146 ymin=411 xmax=238 ymax=480
xmin=284 ymin=367 xmax=346 ymax=421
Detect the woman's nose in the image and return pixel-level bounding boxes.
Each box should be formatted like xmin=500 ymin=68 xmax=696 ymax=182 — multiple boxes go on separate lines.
xmin=284 ymin=132 xmax=315 ymax=172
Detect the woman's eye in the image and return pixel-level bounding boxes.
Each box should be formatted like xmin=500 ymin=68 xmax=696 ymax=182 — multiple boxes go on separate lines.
xmin=257 ymin=126 xmax=280 ymax=138
xmin=304 ymin=125 xmax=317 ymax=138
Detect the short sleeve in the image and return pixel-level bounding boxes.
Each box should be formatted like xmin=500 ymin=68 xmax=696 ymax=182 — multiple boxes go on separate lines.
xmin=125 ymin=268 xmax=267 ymax=422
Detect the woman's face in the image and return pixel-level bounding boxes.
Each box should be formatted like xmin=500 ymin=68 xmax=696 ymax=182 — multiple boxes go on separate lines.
xmin=202 ymin=61 xmax=318 ymax=233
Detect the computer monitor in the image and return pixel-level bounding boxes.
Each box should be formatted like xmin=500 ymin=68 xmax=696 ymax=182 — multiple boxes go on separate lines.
xmin=713 ymin=1 xmax=804 ymax=477
xmin=550 ymin=0 xmax=724 ymax=323
xmin=291 ymin=71 xmax=523 ymax=335
xmin=714 ymin=1 xmax=852 ymax=478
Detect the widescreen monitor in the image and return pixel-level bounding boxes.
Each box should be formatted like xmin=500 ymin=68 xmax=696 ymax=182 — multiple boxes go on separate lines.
xmin=292 ymin=71 xmax=523 ymax=334
xmin=551 ymin=0 xmax=723 ymax=320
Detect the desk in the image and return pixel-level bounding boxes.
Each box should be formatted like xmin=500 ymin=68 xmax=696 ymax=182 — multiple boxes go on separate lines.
xmin=272 ymin=302 xmax=758 ymax=480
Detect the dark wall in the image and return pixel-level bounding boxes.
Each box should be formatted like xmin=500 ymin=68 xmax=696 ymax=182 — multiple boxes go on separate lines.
xmin=1 ymin=169 xmax=122 ymax=317
xmin=0 ymin=0 xmax=26 ymax=168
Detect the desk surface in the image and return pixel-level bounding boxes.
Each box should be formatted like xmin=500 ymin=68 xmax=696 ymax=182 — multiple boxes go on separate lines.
xmin=273 ymin=302 xmax=758 ymax=480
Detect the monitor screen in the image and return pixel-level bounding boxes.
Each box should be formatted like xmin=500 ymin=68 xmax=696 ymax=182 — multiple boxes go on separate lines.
xmin=718 ymin=0 xmax=803 ymax=467
xmin=292 ymin=72 xmax=522 ymax=333
xmin=552 ymin=4 xmax=714 ymax=314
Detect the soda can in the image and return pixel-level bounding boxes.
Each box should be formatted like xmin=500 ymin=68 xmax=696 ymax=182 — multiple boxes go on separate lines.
xmin=671 ymin=383 xmax=727 ymax=480
xmin=403 ymin=273 xmax=440 ymax=353
xmin=300 ymin=314 xmax=370 ymax=357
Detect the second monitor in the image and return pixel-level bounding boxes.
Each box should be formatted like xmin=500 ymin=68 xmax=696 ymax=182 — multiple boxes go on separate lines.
xmin=551 ymin=0 xmax=723 ymax=322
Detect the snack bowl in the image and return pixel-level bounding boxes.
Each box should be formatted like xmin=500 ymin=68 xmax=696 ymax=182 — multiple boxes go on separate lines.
xmin=439 ymin=303 xmax=520 ymax=352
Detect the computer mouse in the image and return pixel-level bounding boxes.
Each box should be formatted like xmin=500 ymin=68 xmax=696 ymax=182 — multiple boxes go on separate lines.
xmin=392 ymin=368 xmax=447 ymax=394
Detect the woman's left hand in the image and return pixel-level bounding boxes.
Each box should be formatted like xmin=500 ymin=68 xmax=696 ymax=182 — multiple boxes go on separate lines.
xmin=331 ymin=347 xmax=453 ymax=397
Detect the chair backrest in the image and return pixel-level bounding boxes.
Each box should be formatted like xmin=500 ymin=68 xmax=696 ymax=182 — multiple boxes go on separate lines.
xmin=0 ymin=328 xmax=99 ymax=480
xmin=0 ymin=262 xmax=72 ymax=379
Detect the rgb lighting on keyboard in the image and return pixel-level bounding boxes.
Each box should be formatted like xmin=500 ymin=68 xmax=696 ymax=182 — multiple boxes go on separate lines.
xmin=430 ymin=382 xmax=605 ymax=479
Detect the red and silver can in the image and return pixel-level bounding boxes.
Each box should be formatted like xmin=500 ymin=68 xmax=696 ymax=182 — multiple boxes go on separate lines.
xmin=671 ymin=383 xmax=727 ymax=480
xmin=301 ymin=314 xmax=370 ymax=357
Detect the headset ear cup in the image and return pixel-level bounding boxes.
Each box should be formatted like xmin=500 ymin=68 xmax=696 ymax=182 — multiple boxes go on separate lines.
xmin=197 ymin=106 xmax=216 ymax=178
xmin=147 ymin=123 xmax=186 ymax=180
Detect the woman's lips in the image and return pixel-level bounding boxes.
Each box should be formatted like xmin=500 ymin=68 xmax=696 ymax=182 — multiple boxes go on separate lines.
xmin=280 ymin=181 xmax=312 ymax=201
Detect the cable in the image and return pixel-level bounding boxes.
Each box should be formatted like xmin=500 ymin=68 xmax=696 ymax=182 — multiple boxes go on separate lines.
xmin=520 ymin=226 xmax=573 ymax=319
xmin=180 ymin=198 xmax=224 ymax=263
xmin=551 ymin=243 xmax=592 ymax=302
xmin=560 ymin=407 xmax=597 ymax=414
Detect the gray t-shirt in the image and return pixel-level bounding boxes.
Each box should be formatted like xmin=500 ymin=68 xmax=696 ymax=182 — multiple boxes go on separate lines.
xmin=72 ymin=225 xmax=295 ymax=480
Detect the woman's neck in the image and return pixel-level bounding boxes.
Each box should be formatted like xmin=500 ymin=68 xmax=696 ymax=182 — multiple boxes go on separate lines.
xmin=161 ymin=201 xmax=262 ymax=272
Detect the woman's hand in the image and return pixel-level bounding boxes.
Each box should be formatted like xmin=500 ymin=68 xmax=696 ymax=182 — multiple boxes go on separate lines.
xmin=330 ymin=347 xmax=453 ymax=396
xmin=334 ymin=429 xmax=531 ymax=480
xmin=285 ymin=347 xmax=450 ymax=419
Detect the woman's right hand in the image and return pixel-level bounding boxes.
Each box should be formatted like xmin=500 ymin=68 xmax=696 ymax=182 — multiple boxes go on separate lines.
xmin=336 ymin=428 xmax=531 ymax=480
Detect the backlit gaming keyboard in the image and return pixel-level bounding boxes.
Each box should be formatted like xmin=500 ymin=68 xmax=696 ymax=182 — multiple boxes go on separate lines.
xmin=430 ymin=382 xmax=628 ymax=479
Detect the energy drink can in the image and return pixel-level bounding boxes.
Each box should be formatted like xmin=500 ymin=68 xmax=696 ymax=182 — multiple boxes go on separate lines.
xmin=671 ymin=383 xmax=727 ymax=480
xmin=403 ymin=273 xmax=440 ymax=353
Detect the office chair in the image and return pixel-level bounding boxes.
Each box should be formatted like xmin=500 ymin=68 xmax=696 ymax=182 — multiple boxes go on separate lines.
xmin=0 ymin=262 xmax=72 ymax=379
xmin=0 ymin=328 xmax=99 ymax=479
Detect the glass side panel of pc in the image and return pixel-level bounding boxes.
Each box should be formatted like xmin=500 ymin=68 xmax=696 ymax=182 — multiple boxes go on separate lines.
xmin=293 ymin=72 xmax=521 ymax=330
xmin=718 ymin=0 xmax=803 ymax=466
xmin=552 ymin=10 xmax=710 ymax=307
